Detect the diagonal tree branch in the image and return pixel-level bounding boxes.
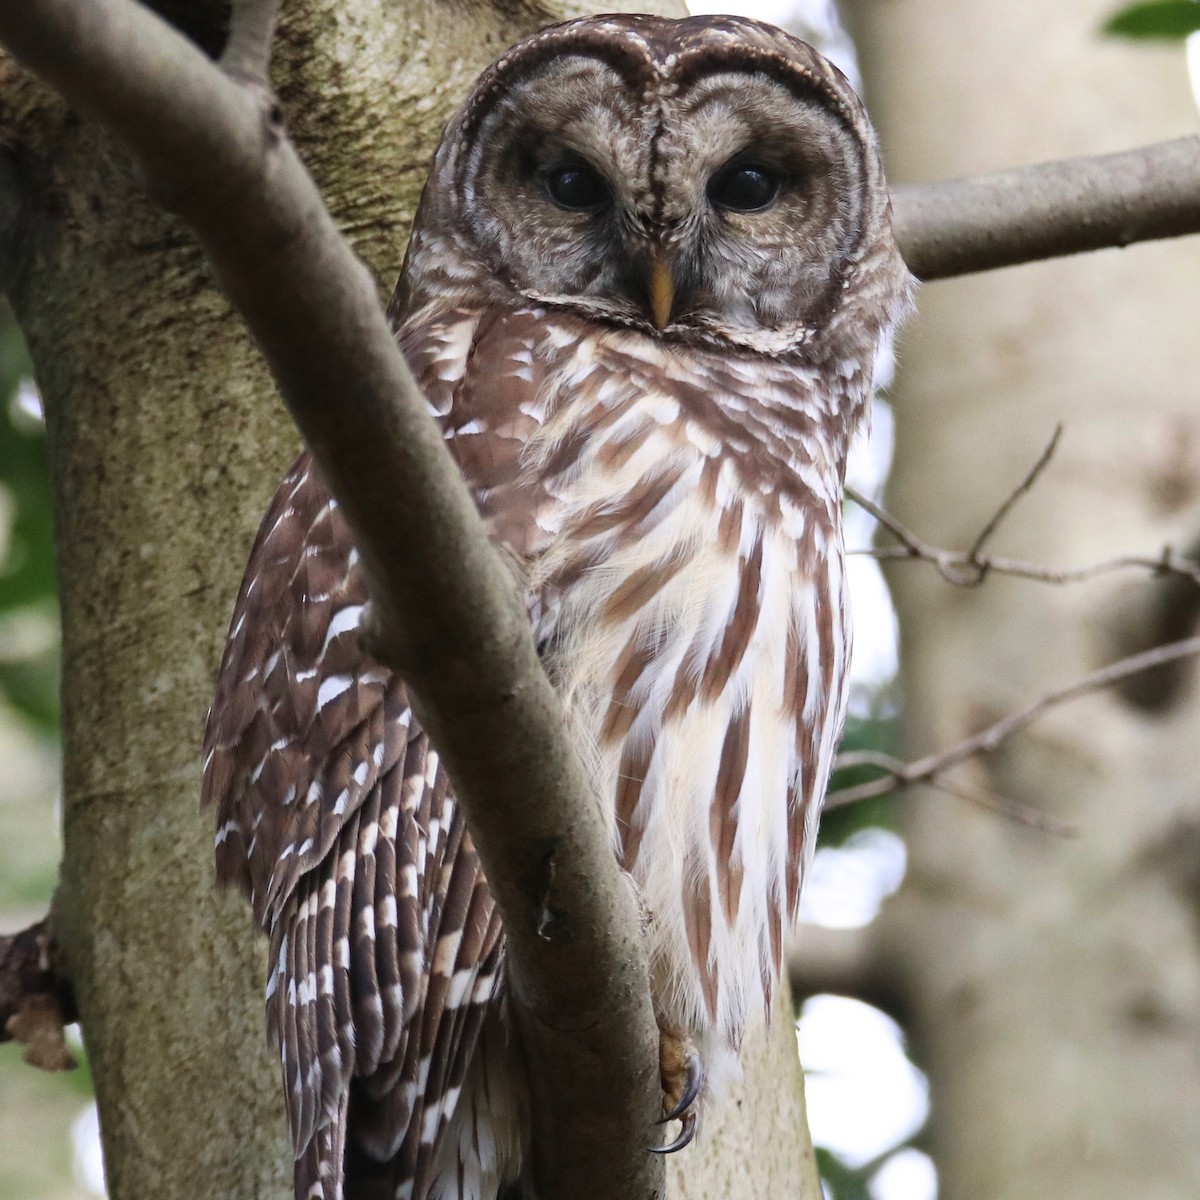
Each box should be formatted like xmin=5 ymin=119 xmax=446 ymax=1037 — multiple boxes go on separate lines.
xmin=0 ymin=3 xmax=663 ymax=1199
xmin=892 ymin=136 xmax=1200 ymax=280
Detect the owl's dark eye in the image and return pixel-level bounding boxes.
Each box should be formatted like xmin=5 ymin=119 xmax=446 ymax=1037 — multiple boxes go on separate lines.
xmin=544 ymin=162 xmax=610 ymax=212
xmin=707 ymin=161 xmax=779 ymax=213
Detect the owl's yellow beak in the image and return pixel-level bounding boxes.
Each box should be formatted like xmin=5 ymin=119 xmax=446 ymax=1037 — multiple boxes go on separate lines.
xmin=648 ymin=252 xmax=675 ymax=330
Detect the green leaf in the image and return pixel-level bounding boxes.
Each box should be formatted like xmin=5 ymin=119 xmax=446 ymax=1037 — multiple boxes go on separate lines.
xmin=1104 ymin=0 xmax=1200 ymax=38
xmin=815 ymin=1148 xmax=874 ymax=1200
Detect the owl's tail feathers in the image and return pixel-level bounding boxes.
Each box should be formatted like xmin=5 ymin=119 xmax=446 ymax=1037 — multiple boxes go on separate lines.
xmin=295 ymin=1093 xmax=349 ymax=1200
xmin=337 ymin=1124 xmax=403 ymax=1200
xmin=272 ymin=776 xmax=418 ymax=1200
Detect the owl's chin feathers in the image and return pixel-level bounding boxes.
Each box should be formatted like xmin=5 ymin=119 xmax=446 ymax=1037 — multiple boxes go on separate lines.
xmin=519 ymin=287 xmax=818 ymax=357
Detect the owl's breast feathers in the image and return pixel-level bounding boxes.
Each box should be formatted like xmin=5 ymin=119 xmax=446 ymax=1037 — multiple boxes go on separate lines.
xmin=400 ymin=302 xmax=856 ymax=1058
xmin=202 ymin=294 xmax=861 ymax=1195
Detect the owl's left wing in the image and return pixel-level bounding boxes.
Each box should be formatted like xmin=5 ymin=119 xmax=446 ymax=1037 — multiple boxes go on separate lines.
xmin=202 ymin=304 xmax=562 ymax=1198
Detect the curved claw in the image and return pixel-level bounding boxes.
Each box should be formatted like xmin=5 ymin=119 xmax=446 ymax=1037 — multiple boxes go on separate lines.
xmin=649 ymin=1111 xmax=698 ymax=1155
xmin=656 ymin=1052 xmax=703 ymax=1125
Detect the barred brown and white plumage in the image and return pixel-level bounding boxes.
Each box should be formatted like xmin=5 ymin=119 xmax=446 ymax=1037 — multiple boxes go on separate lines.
xmin=203 ymin=14 xmax=911 ymax=1199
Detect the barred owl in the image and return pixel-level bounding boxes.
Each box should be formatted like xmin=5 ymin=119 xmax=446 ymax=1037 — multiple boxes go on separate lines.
xmin=203 ymin=14 xmax=911 ymax=1200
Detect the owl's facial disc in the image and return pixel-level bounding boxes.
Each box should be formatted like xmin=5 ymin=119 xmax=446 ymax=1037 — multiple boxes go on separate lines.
xmin=458 ymin=47 xmax=871 ymax=350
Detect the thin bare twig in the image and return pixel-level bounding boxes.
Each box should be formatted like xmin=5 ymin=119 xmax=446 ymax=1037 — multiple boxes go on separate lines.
xmin=830 ymin=748 xmax=1078 ymax=835
xmin=861 ymin=542 xmax=1200 ymax=589
xmin=1111 ymin=530 xmax=1200 ymax=712
xmin=846 ymin=426 xmax=1200 ymax=591
xmin=830 ymin=632 xmax=1200 ymax=813
xmin=964 ymin=423 xmax=1062 ymax=564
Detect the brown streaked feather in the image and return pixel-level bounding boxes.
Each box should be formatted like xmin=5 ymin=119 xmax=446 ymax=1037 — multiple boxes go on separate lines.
xmin=412 ymin=881 xmax=503 ymax=1193
xmin=566 ymin=469 xmax=680 ymax=541
xmin=683 ymin=854 xmax=719 ymax=1023
xmin=601 ymin=550 xmax=690 ymax=623
xmin=699 ymin=534 xmax=763 ymax=702
xmin=812 ymin=572 xmax=837 ymax=707
xmin=615 ymin=735 xmax=655 ymax=873
xmin=594 ymin=417 xmax=659 ymax=471
xmin=710 ymin=704 xmax=751 ymax=925
xmin=410 ymin=307 xmax=559 ymax=562
xmin=715 ymin=497 xmax=743 ymax=555
xmin=602 ymin=624 xmax=672 ymax=745
xmin=349 ymin=782 xmax=385 ymax=1068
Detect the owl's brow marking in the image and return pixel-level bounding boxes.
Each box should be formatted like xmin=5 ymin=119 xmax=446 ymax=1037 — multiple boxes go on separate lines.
xmin=646 ymin=113 xmax=669 ymax=229
xmin=459 ymin=34 xmax=656 ymax=147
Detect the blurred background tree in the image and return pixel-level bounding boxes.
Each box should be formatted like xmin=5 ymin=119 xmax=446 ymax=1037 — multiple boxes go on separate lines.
xmin=837 ymin=1 xmax=1200 ymax=1198
xmin=0 ymin=309 xmax=93 ymax=1197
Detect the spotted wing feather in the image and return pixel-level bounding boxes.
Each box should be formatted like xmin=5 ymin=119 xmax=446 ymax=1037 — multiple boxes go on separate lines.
xmin=202 ymin=451 xmax=504 ymax=1198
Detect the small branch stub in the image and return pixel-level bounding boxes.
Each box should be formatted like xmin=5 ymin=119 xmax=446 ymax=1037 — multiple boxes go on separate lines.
xmin=0 ymin=919 xmax=77 ymax=1072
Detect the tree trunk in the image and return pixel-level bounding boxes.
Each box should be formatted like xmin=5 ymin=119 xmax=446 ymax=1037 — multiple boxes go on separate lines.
xmin=850 ymin=2 xmax=1200 ymax=1196
xmin=0 ymin=2 xmax=819 ymax=1196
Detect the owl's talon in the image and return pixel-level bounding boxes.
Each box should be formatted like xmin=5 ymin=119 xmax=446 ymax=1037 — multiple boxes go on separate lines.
xmin=657 ymin=1051 xmax=703 ymax=1125
xmin=654 ymin=1032 xmax=703 ymax=1153
xmin=649 ymin=1110 xmax=697 ymax=1155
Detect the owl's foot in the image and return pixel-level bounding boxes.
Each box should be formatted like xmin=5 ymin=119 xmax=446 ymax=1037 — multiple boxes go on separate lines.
xmin=650 ymin=1030 xmax=703 ymax=1154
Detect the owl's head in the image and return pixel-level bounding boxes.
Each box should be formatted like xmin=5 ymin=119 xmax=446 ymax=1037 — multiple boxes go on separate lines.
xmin=404 ymin=15 xmax=911 ymax=359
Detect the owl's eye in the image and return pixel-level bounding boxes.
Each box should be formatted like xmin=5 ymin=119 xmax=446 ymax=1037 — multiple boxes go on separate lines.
xmin=544 ymin=162 xmax=610 ymax=212
xmin=707 ymin=161 xmax=779 ymax=213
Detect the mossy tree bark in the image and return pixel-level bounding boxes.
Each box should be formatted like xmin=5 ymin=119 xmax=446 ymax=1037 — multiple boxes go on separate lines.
xmin=0 ymin=2 xmax=819 ymax=1197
